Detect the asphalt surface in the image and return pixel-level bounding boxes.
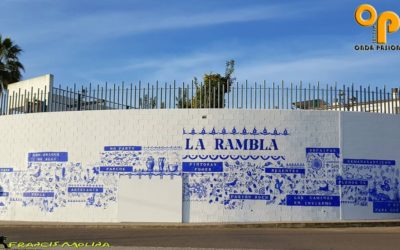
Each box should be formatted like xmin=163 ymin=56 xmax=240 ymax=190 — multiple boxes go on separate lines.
xmin=1 ymin=226 xmax=400 ymax=250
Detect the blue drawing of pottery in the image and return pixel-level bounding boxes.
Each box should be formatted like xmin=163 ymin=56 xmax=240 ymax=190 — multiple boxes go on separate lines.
xmin=146 ymin=156 xmax=155 ymax=172
xmin=311 ymin=158 xmax=323 ymax=170
xmin=168 ymin=164 xmax=178 ymax=172
xmin=158 ymin=157 xmax=166 ymax=172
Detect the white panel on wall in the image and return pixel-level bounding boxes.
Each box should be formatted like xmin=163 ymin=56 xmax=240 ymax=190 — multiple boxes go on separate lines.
xmin=118 ymin=176 xmax=182 ymax=223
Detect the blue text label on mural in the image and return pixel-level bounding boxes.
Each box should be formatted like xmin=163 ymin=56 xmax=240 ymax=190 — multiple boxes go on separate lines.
xmin=182 ymin=162 xmax=223 ymax=172
xmin=0 ymin=168 xmax=13 ymax=172
xmin=67 ymin=187 xmax=104 ymax=193
xmin=306 ymin=148 xmax=340 ymax=154
xmin=336 ymin=178 xmax=368 ymax=186
xmin=373 ymin=201 xmax=400 ymax=213
xmin=104 ymin=146 xmax=142 ymax=151
xmin=286 ymin=195 xmax=340 ymax=207
xmin=229 ymin=194 xmax=270 ymax=200
xmin=0 ymin=192 xmax=9 ymax=197
xmin=265 ymin=168 xmax=305 ymax=174
xmin=343 ymin=159 xmax=396 ymax=166
xmin=28 ymin=152 xmax=68 ymax=162
xmin=99 ymin=166 xmax=133 ymax=172
xmin=23 ymin=192 xmax=55 ymax=198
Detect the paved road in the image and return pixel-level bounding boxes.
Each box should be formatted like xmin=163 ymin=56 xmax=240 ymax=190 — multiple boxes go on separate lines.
xmin=1 ymin=226 xmax=400 ymax=250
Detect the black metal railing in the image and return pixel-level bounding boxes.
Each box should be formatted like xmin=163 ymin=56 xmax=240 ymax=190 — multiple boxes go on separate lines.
xmin=0 ymin=82 xmax=399 ymax=115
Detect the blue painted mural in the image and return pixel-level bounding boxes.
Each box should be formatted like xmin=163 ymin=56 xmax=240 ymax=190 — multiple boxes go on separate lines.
xmin=182 ymin=127 xmax=399 ymax=214
xmin=341 ymin=158 xmax=399 ymax=211
xmin=0 ymin=126 xmax=398 ymax=217
xmin=0 ymin=146 xmax=181 ymax=213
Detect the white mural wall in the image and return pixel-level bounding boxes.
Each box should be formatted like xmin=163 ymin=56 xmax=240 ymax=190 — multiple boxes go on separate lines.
xmin=0 ymin=110 xmax=398 ymax=223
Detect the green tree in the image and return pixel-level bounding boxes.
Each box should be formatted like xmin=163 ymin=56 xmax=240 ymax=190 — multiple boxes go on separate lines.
xmin=176 ymin=59 xmax=235 ymax=108
xmin=0 ymin=35 xmax=24 ymax=92
xmin=139 ymin=94 xmax=165 ymax=109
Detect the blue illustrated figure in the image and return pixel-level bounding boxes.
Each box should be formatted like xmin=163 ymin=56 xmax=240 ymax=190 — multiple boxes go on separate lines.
xmin=158 ymin=157 xmax=166 ymax=172
xmin=146 ymin=156 xmax=155 ymax=172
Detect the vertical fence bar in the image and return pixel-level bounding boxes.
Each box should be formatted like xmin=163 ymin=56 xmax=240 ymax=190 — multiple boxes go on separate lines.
xmin=223 ymin=84 xmax=225 ymax=109
xmin=367 ymin=85 xmax=371 ymax=112
xmin=150 ymin=84 xmax=153 ymax=109
xmin=250 ymin=83 xmax=253 ymax=109
xmin=282 ymin=81 xmax=285 ymax=109
xmin=300 ymin=83 xmax=303 ymax=110
xmin=378 ymin=87 xmax=382 ymax=113
xmin=277 ymin=83 xmax=280 ymax=109
xmin=108 ymin=85 xmax=112 ymax=110
xmin=359 ymin=85 xmax=362 ymax=112
xmin=396 ymin=87 xmax=399 ymax=114
xmin=245 ymin=80 xmax=248 ymax=109
xmin=272 ymin=82 xmax=275 ymax=109
xmin=259 ymin=84 xmax=262 ymax=109
xmin=199 ymin=83 xmax=202 ymax=109
xmin=371 ymin=88 xmax=375 ymax=112
xmin=227 ymin=81 xmax=230 ymax=109
xmin=172 ymin=80 xmax=175 ymax=108
xmin=363 ymin=86 xmax=367 ymax=112
xmin=374 ymin=88 xmax=377 ymax=113
xmin=17 ymin=88 xmax=21 ymax=113
xmin=191 ymin=80 xmax=194 ymax=108
xmin=236 ymin=82 xmax=239 ymax=109
xmin=23 ymin=89 xmax=27 ymax=113
xmin=383 ymin=86 xmax=387 ymax=114
xmin=164 ymin=82 xmax=167 ymax=109
xmin=295 ymin=84 xmax=298 ymax=110
xmin=263 ymin=81 xmax=266 ymax=109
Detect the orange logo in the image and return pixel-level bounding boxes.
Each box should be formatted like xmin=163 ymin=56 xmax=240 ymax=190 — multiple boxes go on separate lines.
xmin=355 ymin=4 xmax=400 ymax=44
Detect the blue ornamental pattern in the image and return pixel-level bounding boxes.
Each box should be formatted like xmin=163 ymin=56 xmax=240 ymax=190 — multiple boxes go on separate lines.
xmin=183 ymin=127 xmax=290 ymax=136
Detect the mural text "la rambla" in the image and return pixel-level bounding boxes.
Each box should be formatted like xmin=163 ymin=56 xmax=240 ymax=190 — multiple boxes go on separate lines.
xmin=184 ymin=127 xmax=288 ymax=151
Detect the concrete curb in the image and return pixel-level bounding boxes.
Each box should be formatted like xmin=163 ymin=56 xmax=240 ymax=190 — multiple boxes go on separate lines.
xmin=0 ymin=220 xmax=399 ymax=229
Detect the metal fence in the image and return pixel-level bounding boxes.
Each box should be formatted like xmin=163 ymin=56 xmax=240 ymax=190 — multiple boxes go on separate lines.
xmin=0 ymin=82 xmax=399 ymax=115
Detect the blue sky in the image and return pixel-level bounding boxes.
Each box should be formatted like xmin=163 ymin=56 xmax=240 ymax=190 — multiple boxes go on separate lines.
xmin=1 ymin=0 xmax=399 ymax=88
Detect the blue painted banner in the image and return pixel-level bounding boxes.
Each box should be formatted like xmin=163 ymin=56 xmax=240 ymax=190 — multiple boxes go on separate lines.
xmin=28 ymin=152 xmax=68 ymax=162
xmin=265 ymin=168 xmax=305 ymax=174
xmin=99 ymin=166 xmax=133 ymax=172
xmin=0 ymin=192 xmax=9 ymax=197
xmin=336 ymin=178 xmax=368 ymax=186
xmin=104 ymin=146 xmax=142 ymax=151
xmin=182 ymin=162 xmax=223 ymax=172
xmin=0 ymin=168 xmax=13 ymax=172
xmin=23 ymin=192 xmax=55 ymax=198
xmin=343 ymin=159 xmax=396 ymax=166
xmin=286 ymin=195 xmax=340 ymax=207
xmin=67 ymin=187 xmax=104 ymax=193
xmin=229 ymin=194 xmax=270 ymax=200
xmin=306 ymin=148 xmax=340 ymax=154
xmin=373 ymin=201 xmax=400 ymax=213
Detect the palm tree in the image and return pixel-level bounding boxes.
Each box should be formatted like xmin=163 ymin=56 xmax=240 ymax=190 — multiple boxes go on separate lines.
xmin=0 ymin=35 xmax=24 ymax=92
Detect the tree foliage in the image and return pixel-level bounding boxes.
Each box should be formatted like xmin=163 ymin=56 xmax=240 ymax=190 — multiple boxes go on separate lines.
xmin=176 ymin=59 xmax=235 ymax=108
xmin=0 ymin=35 xmax=24 ymax=91
xmin=139 ymin=94 xmax=165 ymax=109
